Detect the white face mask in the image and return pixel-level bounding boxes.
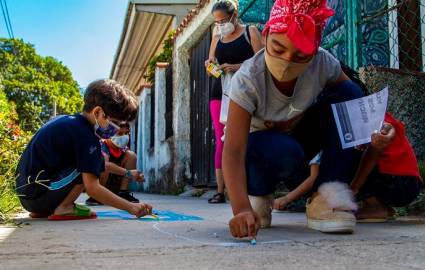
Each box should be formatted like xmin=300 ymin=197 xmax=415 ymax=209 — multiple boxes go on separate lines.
xmin=111 ymin=134 xmax=129 ymax=149
xmin=216 ymin=14 xmax=235 ymax=37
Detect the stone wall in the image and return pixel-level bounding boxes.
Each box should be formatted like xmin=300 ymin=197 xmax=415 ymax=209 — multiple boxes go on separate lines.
xmin=359 ymin=66 xmax=425 ymax=160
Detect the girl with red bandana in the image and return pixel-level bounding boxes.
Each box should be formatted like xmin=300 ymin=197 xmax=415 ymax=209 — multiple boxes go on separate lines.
xmin=223 ymin=0 xmax=366 ymax=237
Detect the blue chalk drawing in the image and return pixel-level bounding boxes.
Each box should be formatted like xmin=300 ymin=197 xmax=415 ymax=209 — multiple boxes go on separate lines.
xmin=96 ymin=210 xmax=203 ymax=222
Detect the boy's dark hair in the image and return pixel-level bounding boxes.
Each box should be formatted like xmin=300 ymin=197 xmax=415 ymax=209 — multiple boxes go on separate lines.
xmin=83 ymin=79 xmax=138 ymax=122
xmin=212 ymin=1 xmax=236 ymax=15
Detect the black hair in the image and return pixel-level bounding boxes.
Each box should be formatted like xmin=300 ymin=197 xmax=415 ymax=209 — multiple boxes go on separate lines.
xmin=212 ymin=1 xmax=236 ymax=15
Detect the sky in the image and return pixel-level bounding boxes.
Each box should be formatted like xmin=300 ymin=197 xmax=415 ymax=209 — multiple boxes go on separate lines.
xmin=0 ymin=0 xmax=128 ymax=88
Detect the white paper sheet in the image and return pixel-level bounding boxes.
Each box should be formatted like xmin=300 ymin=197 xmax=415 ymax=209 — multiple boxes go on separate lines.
xmin=331 ymin=87 xmax=388 ymax=149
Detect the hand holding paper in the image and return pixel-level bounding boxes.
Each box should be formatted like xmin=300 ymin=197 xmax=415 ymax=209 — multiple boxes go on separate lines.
xmin=331 ymin=87 xmax=389 ymax=149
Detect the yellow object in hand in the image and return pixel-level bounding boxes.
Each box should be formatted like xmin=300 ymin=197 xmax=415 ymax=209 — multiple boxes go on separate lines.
xmin=207 ymin=62 xmax=223 ymax=78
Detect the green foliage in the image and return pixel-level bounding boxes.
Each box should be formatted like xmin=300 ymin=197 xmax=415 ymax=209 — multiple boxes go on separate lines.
xmin=0 ymin=88 xmax=30 ymax=223
xmin=0 ymin=38 xmax=83 ymax=132
xmin=144 ymin=30 xmax=175 ymax=84
xmin=0 ymin=38 xmax=83 ymax=222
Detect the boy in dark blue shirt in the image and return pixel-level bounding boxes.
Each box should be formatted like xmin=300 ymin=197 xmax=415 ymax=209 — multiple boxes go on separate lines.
xmin=15 ymin=79 xmax=151 ymax=220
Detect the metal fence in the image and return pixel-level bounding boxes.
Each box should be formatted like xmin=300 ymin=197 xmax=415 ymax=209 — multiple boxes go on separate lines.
xmin=359 ymin=0 xmax=425 ymax=72
xmin=323 ymin=0 xmax=425 ymax=72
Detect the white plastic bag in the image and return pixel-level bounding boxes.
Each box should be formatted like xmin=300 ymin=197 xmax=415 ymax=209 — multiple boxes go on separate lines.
xmin=219 ymin=72 xmax=233 ymax=125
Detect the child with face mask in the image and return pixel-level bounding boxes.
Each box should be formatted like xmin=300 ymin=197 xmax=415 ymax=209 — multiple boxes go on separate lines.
xmin=223 ymin=0 xmax=367 ymax=237
xmin=85 ymin=122 xmax=144 ymax=206
xmin=204 ymin=0 xmax=263 ymax=204
xmin=15 ymin=79 xmax=151 ymax=220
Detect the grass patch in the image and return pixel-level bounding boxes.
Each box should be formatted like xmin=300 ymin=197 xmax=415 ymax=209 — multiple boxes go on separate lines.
xmin=0 ymin=176 xmax=21 ymax=224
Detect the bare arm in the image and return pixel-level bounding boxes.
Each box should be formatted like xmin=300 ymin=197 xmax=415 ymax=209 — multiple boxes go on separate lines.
xmin=83 ymin=173 xmax=151 ymax=216
xmin=351 ymin=123 xmax=395 ymax=193
xmin=287 ymin=164 xmax=319 ymax=202
xmin=105 ymin=161 xmax=126 ymax=176
xmin=273 ymin=164 xmax=319 ymax=210
xmin=350 ymin=147 xmax=381 ymax=194
xmin=223 ymin=100 xmax=252 ymax=215
xmin=205 ymin=35 xmax=220 ymax=67
xmin=223 ymin=100 xmax=260 ymax=238
xmin=248 ymin=25 xmax=264 ymax=53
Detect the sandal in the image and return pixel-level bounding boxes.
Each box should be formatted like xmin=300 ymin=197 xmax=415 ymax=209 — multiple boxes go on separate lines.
xmin=48 ymin=204 xmax=97 ymax=221
xmin=208 ymin=193 xmax=226 ymax=204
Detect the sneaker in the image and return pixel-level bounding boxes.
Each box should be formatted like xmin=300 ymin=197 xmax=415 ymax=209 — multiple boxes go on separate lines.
xmin=85 ymin=197 xmax=103 ymax=206
xmin=306 ymin=182 xmax=357 ymax=233
xmin=118 ymin=191 xmax=140 ymax=203
xmin=248 ymin=194 xmax=273 ymax=228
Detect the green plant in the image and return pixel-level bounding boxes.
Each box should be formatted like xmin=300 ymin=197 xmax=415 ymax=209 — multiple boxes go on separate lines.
xmin=0 ymin=88 xmax=30 ymax=223
xmin=144 ymin=30 xmax=175 ymax=84
xmin=0 ymin=38 xmax=83 ymax=132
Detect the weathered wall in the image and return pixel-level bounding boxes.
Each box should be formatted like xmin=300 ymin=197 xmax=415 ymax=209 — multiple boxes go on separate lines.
xmin=136 ymin=66 xmax=175 ymax=193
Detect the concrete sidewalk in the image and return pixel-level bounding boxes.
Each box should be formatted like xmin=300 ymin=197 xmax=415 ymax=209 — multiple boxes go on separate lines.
xmin=1 ymin=193 xmax=425 ymax=270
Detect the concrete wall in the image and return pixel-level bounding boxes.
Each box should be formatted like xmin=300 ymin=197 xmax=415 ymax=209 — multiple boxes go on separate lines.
xmin=172 ymin=1 xmax=215 ymax=188
xmin=136 ymin=65 xmax=175 ymax=193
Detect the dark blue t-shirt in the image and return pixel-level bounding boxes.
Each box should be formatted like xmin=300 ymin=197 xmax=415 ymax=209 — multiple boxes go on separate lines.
xmin=16 ymin=114 xmax=105 ymax=199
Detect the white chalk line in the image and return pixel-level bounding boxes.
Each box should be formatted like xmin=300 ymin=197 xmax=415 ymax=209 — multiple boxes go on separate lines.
xmin=152 ymin=222 xmax=292 ymax=247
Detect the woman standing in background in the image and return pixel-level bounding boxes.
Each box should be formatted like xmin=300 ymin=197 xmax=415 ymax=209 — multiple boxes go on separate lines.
xmin=205 ymin=0 xmax=263 ymax=203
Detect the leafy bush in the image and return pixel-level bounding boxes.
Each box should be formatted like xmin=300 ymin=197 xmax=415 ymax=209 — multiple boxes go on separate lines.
xmin=0 ymin=87 xmax=30 ymax=223
xmin=144 ymin=30 xmax=175 ymax=84
xmin=0 ymin=38 xmax=82 ymax=223
xmin=0 ymin=38 xmax=83 ymax=132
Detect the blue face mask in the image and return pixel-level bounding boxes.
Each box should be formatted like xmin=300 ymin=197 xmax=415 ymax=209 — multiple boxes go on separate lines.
xmin=94 ymin=117 xmax=119 ymax=139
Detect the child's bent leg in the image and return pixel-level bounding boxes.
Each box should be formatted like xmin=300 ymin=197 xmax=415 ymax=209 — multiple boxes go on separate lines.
xmin=118 ymin=151 xmax=140 ymax=203
xmin=53 ymin=184 xmax=86 ymax=215
xmin=246 ymin=130 xmax=305 ymax=227
xmin=120 ymin=150 xmax=137 ymax=191
xmin=293 ymin=81 xmax=364 ymax=190
xmin=358 ymin=172 xmax=422 ymax=207
xmin=246 ymin=130 xmax=305 ymax=196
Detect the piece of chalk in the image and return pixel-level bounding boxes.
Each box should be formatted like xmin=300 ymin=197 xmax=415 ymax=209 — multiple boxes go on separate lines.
xmin=250 ymin=238 xmax=257 ymax=245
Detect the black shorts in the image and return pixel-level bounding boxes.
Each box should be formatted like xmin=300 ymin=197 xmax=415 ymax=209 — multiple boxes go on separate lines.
xmin=19 ymin=168 xmax=83 ymax=215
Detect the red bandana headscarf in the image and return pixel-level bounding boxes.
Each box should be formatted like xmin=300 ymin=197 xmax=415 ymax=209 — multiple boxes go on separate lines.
xmin=263 ymin=0 xmax=335 ymax=55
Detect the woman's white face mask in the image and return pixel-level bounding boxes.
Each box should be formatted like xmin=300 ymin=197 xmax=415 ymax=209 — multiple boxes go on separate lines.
xmin=216 ymin=14 xmax=235 ymax=37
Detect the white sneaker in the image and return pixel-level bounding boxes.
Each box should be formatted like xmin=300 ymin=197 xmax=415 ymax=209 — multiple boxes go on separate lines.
xmin=248 ymin=194 xmax=273 ymax=228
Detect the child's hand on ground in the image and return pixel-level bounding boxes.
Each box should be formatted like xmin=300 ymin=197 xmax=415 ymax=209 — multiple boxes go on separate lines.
xmin=371 ymin=123 xmax=395 ymax=151
xmin=229 ymin=210 xmax=260 ymax=238
xmin=273 ymin=196 xmax=290 ymax=210
xmin=129 ymin=203 xmax=153 ymax=218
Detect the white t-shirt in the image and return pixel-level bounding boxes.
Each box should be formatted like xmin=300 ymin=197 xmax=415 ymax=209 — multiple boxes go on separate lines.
xmin=229 ymin=48 xmax=342 ymax=133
